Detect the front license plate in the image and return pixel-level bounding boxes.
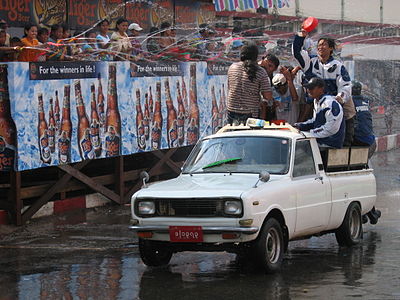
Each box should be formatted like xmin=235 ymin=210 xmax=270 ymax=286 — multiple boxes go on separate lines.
xmin=169 ymin=226 xmax=203 ymax=242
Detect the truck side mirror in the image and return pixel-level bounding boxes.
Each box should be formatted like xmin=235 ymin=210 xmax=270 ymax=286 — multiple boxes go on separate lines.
xmin=140 ymin=171 xmax=150 ymax=188
xmin=254 ymin=171 xmax=270 ymax=188
xmin=259 ymin=171 xmax=270 ymax=183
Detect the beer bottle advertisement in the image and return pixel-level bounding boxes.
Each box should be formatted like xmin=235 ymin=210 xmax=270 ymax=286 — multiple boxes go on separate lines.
xmin=48 ymin=97 xmax=56 ymax=153
xmin=176 ymin=80 xmax=185 ymax=146
xmin=58 ymin=85 xmax=72 ymax=164
xmin=135 ymin=88 xmax=146 ymax=150
xmin=37 ymin=93 xmax=51 ymax=164
xmin=90 ymin=83 xmax=102 ymax=157
xmin=9 ymin=61 xmax=229 ymax=171
xmin=54 ymin=91 xmax=61 ymax=134
xmin=186 ymin=64 xmax=200 ymax=145
xmin=104 ymin=64 xmax=121 ymax=157
xmin=74 ymin=80 xmax=95 ymax=160
xmin=97 ymin=73 xmax=106 ymax=133
xmin=0 ymin=65 xmax=17 ymax=172
xmin=211 ymin=86 xmax=220 ymax=133
xmin=164 ymin=79 xmax=178 ymax=148
xmin=151 ymin=82 xmax=163 ymax=150
xmin=143 ymin=93 xmax=150 ymax=141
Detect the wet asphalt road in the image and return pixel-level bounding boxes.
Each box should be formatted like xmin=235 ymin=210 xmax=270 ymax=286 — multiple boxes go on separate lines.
xmin=0 ymin=149 xmax=399 ymax=300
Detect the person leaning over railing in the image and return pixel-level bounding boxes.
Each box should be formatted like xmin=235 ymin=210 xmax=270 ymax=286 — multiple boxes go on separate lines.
xmin=110 ymin=18 xmax=132 ymax=61
xmin=96 ymin=19 xmax=112 ymax=61
xmin=18 ymin=23 xmax=45 ymax=62
xmin=47 ymin=24 xmax=67 ymax=61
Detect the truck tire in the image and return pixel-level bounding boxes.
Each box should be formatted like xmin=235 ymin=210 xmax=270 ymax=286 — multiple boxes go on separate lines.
xmin=139 ymin=238 xmax=172 ymax=266
xmin=335 ymin=202 xmax=363 ymax=247
xmin=253 ymin=218 xmax=284 ymax=273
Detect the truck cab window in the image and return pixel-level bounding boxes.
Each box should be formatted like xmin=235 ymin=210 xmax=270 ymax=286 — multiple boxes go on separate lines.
xmin=293 ymin=140 xmax=316 ymax=177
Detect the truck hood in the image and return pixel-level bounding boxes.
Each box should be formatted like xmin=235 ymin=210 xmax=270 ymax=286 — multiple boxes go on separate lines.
xmin=135 ymin=173 xmax=281 ymax=199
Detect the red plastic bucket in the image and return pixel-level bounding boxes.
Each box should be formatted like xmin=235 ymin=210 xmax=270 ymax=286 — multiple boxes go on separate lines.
xmin=302 ymin=17 xmax=318 ymax=32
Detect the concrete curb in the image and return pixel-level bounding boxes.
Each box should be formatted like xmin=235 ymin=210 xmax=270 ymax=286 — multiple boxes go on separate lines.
xmin=376 ymin=133 xmax=400 ymax=152
xmin=1 ymin=133 xmax=399 ymax=225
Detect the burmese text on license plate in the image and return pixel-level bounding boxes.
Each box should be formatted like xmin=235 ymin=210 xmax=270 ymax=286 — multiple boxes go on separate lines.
xmin=169 ymin=226 xmax=203 ymax=242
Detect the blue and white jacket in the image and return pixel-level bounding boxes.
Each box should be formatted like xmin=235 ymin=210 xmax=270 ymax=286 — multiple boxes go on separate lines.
xmin=353 ymin=95 xmax=375 ymax=145
xmin=296 ymin=95 xmax=345 ymax=148
xmin=292 ymin=34 xmax=352 ymax=104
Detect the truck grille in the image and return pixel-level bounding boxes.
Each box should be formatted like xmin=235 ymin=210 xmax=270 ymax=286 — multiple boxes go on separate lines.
xmin=136 ymin=198 xmax=241 ymax=218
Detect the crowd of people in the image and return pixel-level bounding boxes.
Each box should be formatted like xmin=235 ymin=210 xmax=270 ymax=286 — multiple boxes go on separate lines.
xmin=226 ymin=28 xmax=381 ymax=223
xmin=0 ymin=18 xmax=255 ymax=63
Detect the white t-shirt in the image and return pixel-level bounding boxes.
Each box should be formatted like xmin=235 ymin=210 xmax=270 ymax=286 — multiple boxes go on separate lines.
xmin=273 ymin=88 xmax=299 ymax=125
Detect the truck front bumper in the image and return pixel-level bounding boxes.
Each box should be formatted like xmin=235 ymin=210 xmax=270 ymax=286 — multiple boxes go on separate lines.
xmin=129 ymin=225 xmax=259 ymax=235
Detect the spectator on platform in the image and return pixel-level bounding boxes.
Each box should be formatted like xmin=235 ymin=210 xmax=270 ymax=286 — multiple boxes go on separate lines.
xmin=146 ymin=26 xmax=160 ymax=55
xmin=96 ymin=19 xmax=111 ymax=61
xmin=19 ymin=24 xmax=43 ymax=62
xmin=47 ymin=24 xmax=66 ymax=61
xmin=110 ymin=18 xmax=132 ymax=60
xmin=193 ymin=23 xmax=211 ymax=59
xmin=8 ymin=37 xmax=22 ymax=61
xmin=37 ymin=27 xmax=49 ymax=44
xmin=0 ymin=30 xmax=19 ymax=61
xmin=81 ymin=30 xmax=98 ymax=57
xmin=159 ymin=22 xmax=176 ymax=50
xmin=0 ymin=20 xmax=10 ymax=46
xmin=128 ymin=22 xmax=143 ymax=60
xmin=62 ymin=23 xmax=73 ymax=57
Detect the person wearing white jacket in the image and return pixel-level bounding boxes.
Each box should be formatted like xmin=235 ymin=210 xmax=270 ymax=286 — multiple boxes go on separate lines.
xmin=292 ymin=31 xmax=355 ymax=146
xmin=295 ymin=77 xmax=345 ymax=149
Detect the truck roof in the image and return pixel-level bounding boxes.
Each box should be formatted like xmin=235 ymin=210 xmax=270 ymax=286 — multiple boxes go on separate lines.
xmin=209 ymin=118 xmax=310 ymax=140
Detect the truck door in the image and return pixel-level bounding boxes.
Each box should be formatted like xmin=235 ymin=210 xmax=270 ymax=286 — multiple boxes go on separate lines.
xmin=292 ymin=140 xmax=330 ymax=234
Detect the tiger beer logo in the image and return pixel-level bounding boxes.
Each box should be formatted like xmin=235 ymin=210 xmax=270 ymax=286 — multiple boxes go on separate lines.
xmin=79 ymin=128 xmax=94 ymax=160
xmin=105 ymin=126 xmax=120 ymax=157
xmin=58 ymin=131 xmax=71 ymax=164
xmin=151 ymin=121 xmax=161 ymax=150
xmin=137 ymin=122 xmax=146 ymax=150
xmin=33 ymin=0 xmax=65 ymax=26
xmin=168 ymin=119 xmax=178 ymax=148
xmin=98 ymin=0 xmax=125 ymax=27
xmin=0 ymin=137 xmax=5 ymax=153
xmin=39 ymin=133 xmax=51 ymax=163
xmin=186 ymin=118 xmax=199 ymax=145
xmin=0 ymin=136 xmax=15 ymax=171
xmin=177 ymin=112 xmax=185 ymax=144
xmin=90 ymin=120 xmax=101 ymax=148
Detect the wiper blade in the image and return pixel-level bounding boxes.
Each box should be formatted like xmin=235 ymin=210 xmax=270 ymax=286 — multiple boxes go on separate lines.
xmin=202 ymin=157 xmax=242 ymax=169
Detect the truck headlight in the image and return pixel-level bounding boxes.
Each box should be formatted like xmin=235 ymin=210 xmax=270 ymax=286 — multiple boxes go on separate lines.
xmin=138 ymin=201 xmax=155 ymax=215
xmin=224 ymin=200 xmax=242 ymax=215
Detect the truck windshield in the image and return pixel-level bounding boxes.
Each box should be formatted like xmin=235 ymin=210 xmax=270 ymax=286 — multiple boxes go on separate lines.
xmin=182 ymin=136 xmax=291 ymax=174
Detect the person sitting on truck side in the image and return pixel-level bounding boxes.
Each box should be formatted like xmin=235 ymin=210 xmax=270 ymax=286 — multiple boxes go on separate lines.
xmin=292 ymin=31 xmax=355 ymax=147
xmin=351 ymin=80 xmax=376 ymax=159
xmin=294 ymin=77 xmax=345 ymax=149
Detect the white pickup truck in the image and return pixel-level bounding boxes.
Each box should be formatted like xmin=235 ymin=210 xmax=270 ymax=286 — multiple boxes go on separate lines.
xmin=130 ymin=119 xmax=378 ymax=273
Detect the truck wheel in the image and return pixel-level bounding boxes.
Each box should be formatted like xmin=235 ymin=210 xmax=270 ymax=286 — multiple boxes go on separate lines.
xmin=335 ymin=202 xmax=363 ymax=247
xmin=253 ymin=218 xmax=284 ymax=273
xmin=139 ymin=238 xmax=172 ymax=266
